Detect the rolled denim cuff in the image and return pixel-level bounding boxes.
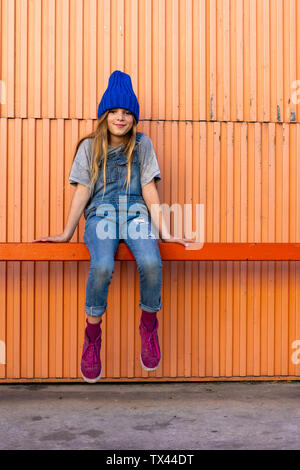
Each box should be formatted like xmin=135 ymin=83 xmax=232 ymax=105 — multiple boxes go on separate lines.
xmin=85 ymin=304 xmax=107 ymax=317
xmin=139 ymin=300 xmax=162 ymax=313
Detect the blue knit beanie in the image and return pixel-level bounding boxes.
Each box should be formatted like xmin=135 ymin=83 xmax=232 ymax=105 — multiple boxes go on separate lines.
xmin=97 ymin=70 xmax=139 ymax=123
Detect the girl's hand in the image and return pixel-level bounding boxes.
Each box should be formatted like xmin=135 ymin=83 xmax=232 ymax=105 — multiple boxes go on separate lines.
xmin=32 ymin=232 xmax=72 ymax=243
xmin=161 ymin=235 xmax=198 ymax=248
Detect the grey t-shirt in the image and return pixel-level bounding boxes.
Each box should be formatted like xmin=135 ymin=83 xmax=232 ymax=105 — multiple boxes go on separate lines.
xmin=69 ymin=133 xmax=161 ymax=194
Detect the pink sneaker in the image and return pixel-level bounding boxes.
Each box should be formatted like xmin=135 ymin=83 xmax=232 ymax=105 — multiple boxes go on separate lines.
xmin=139 ymin=318 xmax=161 ymax=371
xmin=80 ymin=322 xmax=102 ymax=383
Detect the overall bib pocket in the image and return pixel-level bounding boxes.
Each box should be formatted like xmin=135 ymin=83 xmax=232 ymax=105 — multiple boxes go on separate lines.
xmin=98 ymin=158 xmax=118 ymax=183
xmin=117 ymin=153 xmax=139 ymax=191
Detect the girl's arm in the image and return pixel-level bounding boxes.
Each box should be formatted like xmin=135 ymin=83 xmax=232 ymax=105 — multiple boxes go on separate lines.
xmin=142 ymin=180 xmax=195 ymax=247
xmin=32 ymin=183 xmax=91 ymax=242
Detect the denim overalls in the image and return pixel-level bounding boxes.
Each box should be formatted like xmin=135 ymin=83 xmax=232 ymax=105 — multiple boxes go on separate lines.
xmin=83 ymin=133 xmax=163 ymax=317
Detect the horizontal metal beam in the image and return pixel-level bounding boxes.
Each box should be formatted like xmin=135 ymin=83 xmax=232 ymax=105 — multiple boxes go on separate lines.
xmin=0 ymin=242 xmax=300 ymax=261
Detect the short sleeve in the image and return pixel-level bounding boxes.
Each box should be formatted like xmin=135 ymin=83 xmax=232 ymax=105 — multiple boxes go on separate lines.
xmin=138 ymin=135 xmax=161 ymax=187
xmin=69 ymin=138 xmax=92 ymax=189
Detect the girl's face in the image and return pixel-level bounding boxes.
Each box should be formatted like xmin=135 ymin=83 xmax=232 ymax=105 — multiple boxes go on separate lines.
xmin=107 ymin=108 xmax=134 ymax=145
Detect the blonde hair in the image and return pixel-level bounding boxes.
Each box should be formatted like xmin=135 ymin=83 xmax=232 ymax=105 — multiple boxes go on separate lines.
xmin=70 ymin=110 xmax=137 ymax=200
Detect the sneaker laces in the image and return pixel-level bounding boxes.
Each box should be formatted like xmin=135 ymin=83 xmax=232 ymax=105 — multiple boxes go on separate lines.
xmin=84 ymin=342 xmax=99 ymax=365
xmin=145 ymin=331 xmax=158 ymax=358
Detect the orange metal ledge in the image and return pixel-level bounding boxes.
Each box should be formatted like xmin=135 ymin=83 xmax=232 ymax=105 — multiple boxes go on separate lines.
xmin=1 ymin=242 xmax=300 ymax=261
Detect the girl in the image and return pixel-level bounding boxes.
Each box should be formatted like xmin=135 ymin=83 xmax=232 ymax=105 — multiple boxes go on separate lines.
xmin=33 ymin=70 xmax=196 ymax=383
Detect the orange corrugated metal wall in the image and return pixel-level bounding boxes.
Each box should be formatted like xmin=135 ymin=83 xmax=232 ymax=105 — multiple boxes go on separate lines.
xmin=1 ymin=0 xmax=300 ymax=382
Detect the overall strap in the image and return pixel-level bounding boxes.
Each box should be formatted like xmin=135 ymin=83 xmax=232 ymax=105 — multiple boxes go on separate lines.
xmin=135 ymin=132 xmax=145 ymax=145
xmin=134 ymin=132 xmax=145 ymax=164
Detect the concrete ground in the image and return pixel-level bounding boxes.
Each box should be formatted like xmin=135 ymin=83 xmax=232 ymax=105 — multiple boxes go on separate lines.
xmin=0 ymin=381 xmax=300 ymax=450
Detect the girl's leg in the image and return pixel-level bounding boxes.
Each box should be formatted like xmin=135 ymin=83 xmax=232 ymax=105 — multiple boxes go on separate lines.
xmin=124 ymin=235 xmax=163 ymax=313
xmin=86 ymin=315 xmax=101 ymax=324
xmin=83 ymin=216 xmax=120 ymax=319
xmin=124 ymin=233 xmax=163 ymax=372
xmin=122 ymin=202 xmax=163 ymax=312
xmin=81 ymin=215 xmax=119 ymax=383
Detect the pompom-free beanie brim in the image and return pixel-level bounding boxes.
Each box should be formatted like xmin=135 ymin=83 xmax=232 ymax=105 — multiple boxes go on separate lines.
xmin=97 ymin=70 xmax=140 ymax=123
